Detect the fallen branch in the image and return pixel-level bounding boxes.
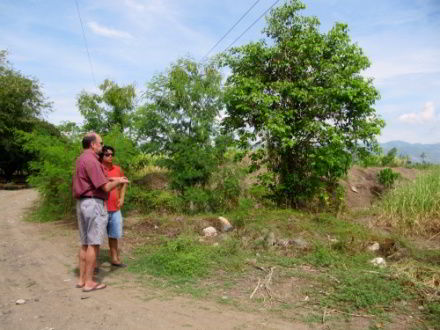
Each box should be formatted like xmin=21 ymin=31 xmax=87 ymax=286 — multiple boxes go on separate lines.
xmin=250 ymin=278 xmax=261 ymax=299
xmin=329 ymin=309 xmax=375 ymax=319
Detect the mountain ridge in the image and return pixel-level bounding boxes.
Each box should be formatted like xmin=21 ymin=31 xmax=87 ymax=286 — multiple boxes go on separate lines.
xmin=380 ymin=140 xmax=440 ymax=164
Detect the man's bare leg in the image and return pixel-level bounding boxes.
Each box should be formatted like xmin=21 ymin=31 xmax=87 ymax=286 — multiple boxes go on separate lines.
xmin=109 ymin=238 xmax=120 ymax=264
xmin=83 ymin=245 xmax=105 ymax=289
xmin=77 ymin=245 xmax=87 ymax=287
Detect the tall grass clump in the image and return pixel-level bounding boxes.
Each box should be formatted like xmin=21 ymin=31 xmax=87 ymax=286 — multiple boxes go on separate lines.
xmin=377 ymin=166 xmax=440 ymax=234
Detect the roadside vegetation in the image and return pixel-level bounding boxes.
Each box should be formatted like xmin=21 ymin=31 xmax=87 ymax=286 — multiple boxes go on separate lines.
xmin=1 ymin=0 xmax=439 ymax=328
xmin=376 ymin=165 xmax=440 ymax=235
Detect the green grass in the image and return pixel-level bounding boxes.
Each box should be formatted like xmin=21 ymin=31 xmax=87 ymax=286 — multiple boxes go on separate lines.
xmin=424 ymin=301 xmax=440 ymax=329
xmin=297 ymin=244 xmax=414 ymax=315
xmin=126 ymin=206 xmax=438 ymax=326
xmin=130 ymin=234 xmax=246 ymax=283
xmin=376 ymin=166 xmax=440 ymax=234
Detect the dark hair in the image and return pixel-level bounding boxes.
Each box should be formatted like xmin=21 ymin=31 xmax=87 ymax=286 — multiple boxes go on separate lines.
xmin=82 ymin=133 xmax=96 ymax=149
xmin=99 ymin=145 xmax=115 ymax=161
xmin=102 ymin=145 xmax=115 ymax=156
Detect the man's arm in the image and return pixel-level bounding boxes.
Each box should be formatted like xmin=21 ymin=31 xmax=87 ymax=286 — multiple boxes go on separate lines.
xmin=101 ymin=177 xmax=129 ymax=192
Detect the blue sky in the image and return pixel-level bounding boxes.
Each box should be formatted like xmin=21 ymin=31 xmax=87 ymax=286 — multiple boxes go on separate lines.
xmin=1 ymin=0 xmax=439 ymax=143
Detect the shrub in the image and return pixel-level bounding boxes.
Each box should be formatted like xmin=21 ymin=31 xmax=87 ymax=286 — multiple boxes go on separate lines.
xmin=377 ymin=168 xmax=400 ymax=188
xmin=20 ymin=130 xmax=81 ymax=219
xmin=128 ymin=185 xmax=180 ymax=213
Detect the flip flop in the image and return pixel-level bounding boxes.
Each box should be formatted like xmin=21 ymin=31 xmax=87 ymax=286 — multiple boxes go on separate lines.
xmin=75 ymin=284 xmax=85 ymax=288
xmin=111 ymin=263 xmax=127 ymax=268
xmin=82 ymin=283 xmax=107 ymax=292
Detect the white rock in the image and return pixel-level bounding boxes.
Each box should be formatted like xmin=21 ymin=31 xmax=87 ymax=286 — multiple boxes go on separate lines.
xmin=370 ymin=257 xmax=387 ymax=268
xmin=351 ymin=185 xmax=358 ymax=193
xmin=290 ymin=238 xmax=308 ymax=249
xmin=218 ymin=217 xmax=233 ymax=232
xmin=367 ymin=242 xmax=380 ymax=252
xmin=203 ymin=226 xmax=217 ymax=237
xmin=15 ymin=299 xmax=26 ymax=305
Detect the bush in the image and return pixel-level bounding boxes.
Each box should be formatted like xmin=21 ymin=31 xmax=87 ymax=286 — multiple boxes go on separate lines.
xmin=128 ymin=185 xmax=180 ymax=213
xmin=20 ymin=130 xmax=81 ymax=219
xmin=20 ymin=127 xmax=139 ymax=220
xmin=377 ymin=168 xmax=400 ymax=188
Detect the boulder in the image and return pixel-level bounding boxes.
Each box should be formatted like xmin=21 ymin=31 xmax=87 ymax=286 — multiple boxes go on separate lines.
xmin=202 ymin=226 xmax=217 ymax=237
xmin=370 ymin=257 xmax=387 ymax=268
xmin=218 ymin=216 xmax=233 ymax=232
xmin=367 ymin=242 xmax=380 ymax=252
xmin=265 ymin=232 xmax=276 ymax=248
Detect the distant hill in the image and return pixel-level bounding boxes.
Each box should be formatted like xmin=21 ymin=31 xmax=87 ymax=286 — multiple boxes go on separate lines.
xmin=380 ymin=141 xmax=440 ymax=164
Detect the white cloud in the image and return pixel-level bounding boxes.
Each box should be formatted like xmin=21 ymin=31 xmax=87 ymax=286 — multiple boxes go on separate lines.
xmin=398 ymin=102 xmax=436 ymax=124
xmin=87 ymin=21 xmax=133 ymax=39
xmin=124 ymin=0 xmax=145 ymax=11
xmin=363 ymin=49 xmax=440 ymax=82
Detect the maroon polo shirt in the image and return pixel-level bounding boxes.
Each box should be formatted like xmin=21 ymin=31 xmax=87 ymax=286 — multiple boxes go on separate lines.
xmin=72 ymin=149 xmax=109 ymax=200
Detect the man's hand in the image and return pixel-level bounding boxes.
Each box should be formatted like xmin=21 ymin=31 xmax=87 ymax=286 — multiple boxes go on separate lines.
xmin=118 ymin=177 xmax=129 ymax=184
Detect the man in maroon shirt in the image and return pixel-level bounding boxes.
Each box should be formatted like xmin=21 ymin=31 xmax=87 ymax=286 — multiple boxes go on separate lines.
xmin=73 ymin=132 xmax=129 ymax=292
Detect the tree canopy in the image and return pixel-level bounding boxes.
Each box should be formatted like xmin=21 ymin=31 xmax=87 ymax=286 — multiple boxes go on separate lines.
xmin=135 ymin=58 xmax=230 ymax=192
xmin=0 ymin=50 xmax=54 ymax=179
xmin=77 ymin=79 xmax=136 ymax=134
xmin=221 ymin=0 xmax=384 ymax=206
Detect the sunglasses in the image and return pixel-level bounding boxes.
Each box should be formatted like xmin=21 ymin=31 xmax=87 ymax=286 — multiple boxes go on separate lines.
xmin=104 ymin=153 xmax=113 ymax=157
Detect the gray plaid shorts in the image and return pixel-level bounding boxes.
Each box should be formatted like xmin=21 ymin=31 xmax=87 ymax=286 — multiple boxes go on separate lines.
xmin=76 ymin=198 xmax=108 ymax=245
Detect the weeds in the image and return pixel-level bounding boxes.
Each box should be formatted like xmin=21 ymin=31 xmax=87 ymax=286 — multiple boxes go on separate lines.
xmin=377 ymin=168 xmax=400 ymax=188
xmin=130 ymin=235 xmax=246 ymax=283
xmin=376 ymin=166 xmax=440 ymax=235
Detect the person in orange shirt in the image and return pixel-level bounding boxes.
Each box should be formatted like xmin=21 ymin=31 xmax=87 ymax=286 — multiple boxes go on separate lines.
xmin=101 ymin=145 xmax=127 ymax=267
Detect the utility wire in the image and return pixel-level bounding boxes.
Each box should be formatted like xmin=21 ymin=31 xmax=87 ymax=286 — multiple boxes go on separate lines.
xmin=74 ymin=0 xmax=97 ymax=86
xmin=222 ymin=0 xmax=281 ymax=54
xmin=201 ymin=0 xmax=261 ymax=60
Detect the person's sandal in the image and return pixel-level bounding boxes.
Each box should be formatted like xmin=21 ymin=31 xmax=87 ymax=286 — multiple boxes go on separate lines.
xmin=111 ymin=263 xmax=127 ymax=268
xmin=82 ymin=283 xmax=106 ymax=292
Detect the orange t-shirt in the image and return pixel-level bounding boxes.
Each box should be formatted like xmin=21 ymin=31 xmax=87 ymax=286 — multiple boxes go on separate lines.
xmin=104 ymin=165 xmax=124 ymax=212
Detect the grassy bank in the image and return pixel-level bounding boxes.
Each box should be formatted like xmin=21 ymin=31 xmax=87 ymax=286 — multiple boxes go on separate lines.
xmin=376 ymin=165 xmax=440 ymax=235
xmin=125 ymin=208 xmax=440 ymax=328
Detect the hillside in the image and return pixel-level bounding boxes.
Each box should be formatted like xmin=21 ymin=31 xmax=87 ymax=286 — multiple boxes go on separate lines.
xmin=381 ymin=140 xmax=440 ymax=163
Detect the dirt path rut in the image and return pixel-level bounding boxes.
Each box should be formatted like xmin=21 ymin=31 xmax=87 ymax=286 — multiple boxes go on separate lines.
xmin=0 ymin=189 xmax=307 ymax=330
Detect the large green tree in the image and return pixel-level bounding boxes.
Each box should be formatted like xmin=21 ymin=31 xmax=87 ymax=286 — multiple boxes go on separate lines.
xmin=77 ymin=79 xmax=136 ymax=134
xmin=0 ymin=51 xmax=53 ymax=179
xmin=221 ymin=0 xmax=384 ymax=207
xmin=135 ymin=58 xmax=229 ymax=192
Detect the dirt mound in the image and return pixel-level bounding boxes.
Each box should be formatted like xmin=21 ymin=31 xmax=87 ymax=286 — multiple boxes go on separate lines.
xmin=341 ymin=166 xmax=419 ymax=210
xmin=134 ymin=172 xmax=169 ymax=190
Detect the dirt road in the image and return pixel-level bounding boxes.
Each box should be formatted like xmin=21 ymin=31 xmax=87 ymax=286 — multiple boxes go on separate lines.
xmin=0 ymin=189 xmax=307 ymax=330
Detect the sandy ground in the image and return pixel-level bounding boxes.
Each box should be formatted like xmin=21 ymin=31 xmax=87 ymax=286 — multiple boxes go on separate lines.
xmin=0 ymin=189 xmax=308 ymax=330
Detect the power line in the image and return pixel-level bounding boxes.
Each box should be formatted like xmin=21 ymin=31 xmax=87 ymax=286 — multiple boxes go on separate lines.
xmin=222 ymin=0 xmax=281 ymax=54
xmin=74 ymin=0 xmax=97 ymax=86
xmin=201 ymin=0 xmax=261 ymax=60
